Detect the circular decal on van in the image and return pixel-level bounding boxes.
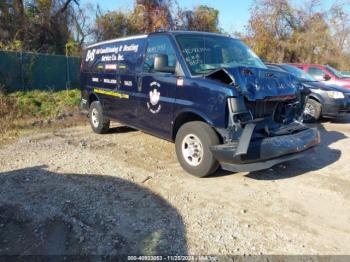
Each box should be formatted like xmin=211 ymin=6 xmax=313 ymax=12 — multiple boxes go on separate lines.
xmin=147 ymin=82 xmax=162 ymax=114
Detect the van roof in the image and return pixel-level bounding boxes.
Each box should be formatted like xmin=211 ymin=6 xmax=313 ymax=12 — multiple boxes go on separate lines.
xmin=87 ymin=34 xmax=148 ymax=48
xmin=86 ymin=31 xmax=237 ymax=49
xmin=151 ymin=30 xmax=238 ymax=40
xmin=154 ymin=30 xmax=228 ymax=37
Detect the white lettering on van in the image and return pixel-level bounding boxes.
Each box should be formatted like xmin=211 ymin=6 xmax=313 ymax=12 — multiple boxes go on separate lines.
xmin=117 ymin=54 xmax=124 ymax=61
xmin=87 ymin=43 xmax=139 ymax=62
xmin=104 ymin=79 xmax=117 ymax=84
xmin=124 ymin=81 xmax=132 ymax=87
xmin=86 ymin=49 xmax=96 ymax=62
xmin=147 ymin=44 xmax=166 ymax=53
xmin=95 ymin=44 xmax=139 ymax=55
xmin=101 ymin=54 xmax=125 ymax=62
xmin=96 ymin=47 xmax=119 ymax=55
xmin=101 ymin=54 xmax=115 ymax=62
xmin=92 ymin=77 xmax=99 ymax=82
xmin=123 ymin=44 xmax=139 ymax=53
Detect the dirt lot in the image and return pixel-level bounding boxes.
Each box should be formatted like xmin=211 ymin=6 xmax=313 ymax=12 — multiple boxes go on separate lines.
xmin=0 ymin=116 xmax=350 ymax=255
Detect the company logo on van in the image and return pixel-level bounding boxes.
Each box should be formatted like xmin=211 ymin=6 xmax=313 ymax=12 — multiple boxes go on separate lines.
xmin=149 ymin=89 xmax=160 ymax=106
xmin=85 ymin=43 xmax=140 ymax=63
xmin=147 ymin=82 xmax=162 ymax=114
xmin=85 ymin=49 xmax=96 ymax=62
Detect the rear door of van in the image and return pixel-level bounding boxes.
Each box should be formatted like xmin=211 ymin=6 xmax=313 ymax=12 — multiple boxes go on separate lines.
xmin=83 ymin=43 xmax=118 ymax=119
xmin=82 ymin=46 xmax=106 ymax=99
xmin=84 ymin=37 xmax=147 ymax=124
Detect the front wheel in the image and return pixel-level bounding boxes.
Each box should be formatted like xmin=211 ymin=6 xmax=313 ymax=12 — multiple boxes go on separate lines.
xmin=175 ymin=121 xmax=220 ymax=177
xmin=303 ymin=99 xmax=322 ymax=122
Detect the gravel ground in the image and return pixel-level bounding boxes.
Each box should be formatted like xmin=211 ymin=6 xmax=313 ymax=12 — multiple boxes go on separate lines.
xmin=0 ymin=117 xmax=350 ymax=255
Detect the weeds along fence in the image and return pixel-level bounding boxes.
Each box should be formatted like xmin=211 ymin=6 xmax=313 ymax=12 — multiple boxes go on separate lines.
xmin=0 ymin=50 xmax=81 ymax=93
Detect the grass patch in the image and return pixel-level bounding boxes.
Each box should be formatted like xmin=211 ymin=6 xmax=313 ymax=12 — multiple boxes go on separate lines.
xmin=0 ymin=89 xmax=82 ymax=141
xmin=10 ymin=89 xmax=81 ymax=118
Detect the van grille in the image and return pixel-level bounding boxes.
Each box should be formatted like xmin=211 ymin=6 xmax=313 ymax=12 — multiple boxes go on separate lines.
xmin=244 ymin=100 xmax=279 ymax=119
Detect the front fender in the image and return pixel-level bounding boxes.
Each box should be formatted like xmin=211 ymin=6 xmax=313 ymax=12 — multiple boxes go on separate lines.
xmin=308 ymin=92 xmax=325 ymax=104
xmin=174 ymin=108 xmax=214 ymax=126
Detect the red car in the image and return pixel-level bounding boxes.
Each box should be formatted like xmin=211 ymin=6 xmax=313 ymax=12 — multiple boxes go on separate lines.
xmin=289 ymin=64 xmax=350 ymax=89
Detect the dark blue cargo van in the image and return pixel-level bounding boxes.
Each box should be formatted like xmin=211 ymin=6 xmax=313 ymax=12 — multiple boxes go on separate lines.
xmin=80 ymin=31 xmax=320 ymax=177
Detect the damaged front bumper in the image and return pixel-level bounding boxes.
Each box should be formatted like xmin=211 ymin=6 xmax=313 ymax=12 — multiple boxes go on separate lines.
xmin=210 ymin=127 xmax=320 ymax=172
xmin=205 ymin=67 xmax=320 ymax=173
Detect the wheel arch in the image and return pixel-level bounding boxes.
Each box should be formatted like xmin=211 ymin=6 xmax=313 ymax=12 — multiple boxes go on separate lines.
xmin=88 ymin=93 xmax=99 ymax=106
xmin=308 ymin=93 xmax=323 ymax=104
xmin=172 ymin=110 xmax=221 ymax=142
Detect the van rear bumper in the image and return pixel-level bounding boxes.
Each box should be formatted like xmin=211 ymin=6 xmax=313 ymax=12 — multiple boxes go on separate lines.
xmin=210 ymin=128 xmax=320 ymax=172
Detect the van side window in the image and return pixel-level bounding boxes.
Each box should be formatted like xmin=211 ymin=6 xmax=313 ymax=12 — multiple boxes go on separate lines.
xmin=143 ymin=37 xmax=176 ymax=73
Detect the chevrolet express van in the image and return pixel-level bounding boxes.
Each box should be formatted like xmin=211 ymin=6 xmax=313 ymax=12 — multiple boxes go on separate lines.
xmin=80 ymin=31 xmax=320 ymax=177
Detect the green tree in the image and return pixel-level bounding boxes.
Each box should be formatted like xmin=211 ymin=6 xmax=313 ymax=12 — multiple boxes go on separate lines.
xmin=240 ymin=0 xmax=350 ymax=70
xmin=0 ymin=0 xmax=79 ymax=54
xmin=92 ymin=0 xmax=174 ymax=40
xmin=94 ymin=10 xmax=131 ymax=41
xmin=128 ymin=0 xmax=173 ymax=33
xmin=177 ymin=5 xmax=220 ymax=32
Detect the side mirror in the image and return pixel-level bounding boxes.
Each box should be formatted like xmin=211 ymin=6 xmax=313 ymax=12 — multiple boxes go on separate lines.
xmin=323 ymin=74 xmax=331 ymax=81
xmin=154 ymin=54 xmax=175 ymax=73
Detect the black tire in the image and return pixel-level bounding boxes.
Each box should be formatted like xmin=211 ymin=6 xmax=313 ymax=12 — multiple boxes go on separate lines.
xmin=175 ymin=121 xmax=220 ymax=177
xmin=303 ymin=99 xmax=322 ymax=122
xmin=89 ymin=101 xmax=110 ymax=134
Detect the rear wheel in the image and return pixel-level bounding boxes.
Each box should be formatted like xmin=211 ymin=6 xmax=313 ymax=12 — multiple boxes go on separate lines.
xmin=175 ymin=121 xmax=220 ymax=177
xmin=89 ymin=101 xmax=110 ymax=134
xmin=303 ymin=99 xmax=322 ymax=122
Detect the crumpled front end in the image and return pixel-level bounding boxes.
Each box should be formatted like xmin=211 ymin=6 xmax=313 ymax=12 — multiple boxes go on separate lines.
xmin=206 ymin=67 xmax=320 ymax=172
xmin=211 ymin=124 xmax=320 ymax=172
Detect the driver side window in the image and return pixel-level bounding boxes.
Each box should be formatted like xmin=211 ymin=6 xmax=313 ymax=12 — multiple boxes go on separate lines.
xmin=143 ymin=37 xmax=176 ymax=73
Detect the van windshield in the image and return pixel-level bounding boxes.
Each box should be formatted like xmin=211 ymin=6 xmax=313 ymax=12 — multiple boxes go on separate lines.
xmin=175 ymin=34 xmax=267 ymax=75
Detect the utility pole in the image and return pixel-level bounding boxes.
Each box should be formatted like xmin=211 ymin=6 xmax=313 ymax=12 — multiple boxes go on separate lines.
xmin=65 ymin=44 xmax=70 ymax=90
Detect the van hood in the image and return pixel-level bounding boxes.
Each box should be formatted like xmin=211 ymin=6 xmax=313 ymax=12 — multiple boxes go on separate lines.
xmin=206 ymin=66 xmax=304 ymax=101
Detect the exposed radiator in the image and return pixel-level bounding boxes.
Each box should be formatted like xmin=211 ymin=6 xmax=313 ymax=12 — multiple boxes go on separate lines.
xmin=244 ymin=100 xmax=280 ymax=119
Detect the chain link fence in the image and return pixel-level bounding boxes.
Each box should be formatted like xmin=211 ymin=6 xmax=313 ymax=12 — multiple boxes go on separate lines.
xmin=0 ymin=50 xmax=81 ymax=93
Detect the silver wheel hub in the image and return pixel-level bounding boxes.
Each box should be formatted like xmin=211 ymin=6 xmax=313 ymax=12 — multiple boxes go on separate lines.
xmin=304 ymin=103 xmax=315 ymax=119
xmin=181 ymin=134 xmax=204 ymax=167
xmin=91 ymin=108 xmax=99 ymax=128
